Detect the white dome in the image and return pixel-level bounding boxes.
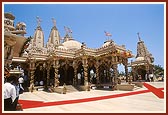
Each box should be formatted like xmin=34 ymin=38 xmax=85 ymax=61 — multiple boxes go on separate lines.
xmin=102 ymin=41 xmax=111 ymax=47
xmin=136 ymin=57 xmax=145 ymax=61
xmin=16 ymin=22 xmax=26 ymax=26
xmin=102 ymin=40 xmax=115 ymax=47
xmin=58 ymin=45 xmax=68 ymax=50
xmin=20 ymin=22 xmax=26 ymax=26
xmin=62 ymin=40 xmax=82 ymax=50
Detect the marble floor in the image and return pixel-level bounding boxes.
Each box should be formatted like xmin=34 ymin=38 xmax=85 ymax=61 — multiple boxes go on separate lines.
xmin=3 ymin=82 xmax=166 ymax=113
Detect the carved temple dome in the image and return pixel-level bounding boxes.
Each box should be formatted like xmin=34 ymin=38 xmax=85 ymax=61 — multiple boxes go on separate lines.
xmin=62 ymin=39 xmax=82 ymax=50
xmin=58 ymin=44 xmax=68 ymax=50
xmin=16 ymin=22 xmax=26 ymax=26
xmin=102 ymin=40 xmax=115 ymax=47
xmin=135 ymin=57 xmax=145 ymax=61
xmin=4 ymin=12 xmax=15 ymax=20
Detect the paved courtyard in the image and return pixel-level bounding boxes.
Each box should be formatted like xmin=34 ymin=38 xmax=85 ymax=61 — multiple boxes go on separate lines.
xmin=4 ymin=82 xmax=166 ymax=113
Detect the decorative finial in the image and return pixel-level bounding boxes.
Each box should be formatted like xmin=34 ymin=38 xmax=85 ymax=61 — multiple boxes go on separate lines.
xmin=64 ymin=26 xmax=73 ymax=38
xmin=36 ymin=16 xmax=41 ymax=27
xmin=64 ymin=26 xmax=68 ymax=34
xmin=137 ymin=32 xmax=141 ymax=41
xmin=52 ymin=18 xmax=56 ymax=27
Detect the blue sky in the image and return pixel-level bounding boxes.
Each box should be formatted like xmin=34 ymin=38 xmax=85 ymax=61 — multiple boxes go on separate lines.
xmin=3 ymin=3 xmax=165 ymax=71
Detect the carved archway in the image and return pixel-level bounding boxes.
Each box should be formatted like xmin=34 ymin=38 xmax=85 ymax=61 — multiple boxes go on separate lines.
xmin=87 ymin=58 xmax=96 ymax=84
xmin=58 ymin=66 xmax=64 ymax=86
xmin=76 ymin=61 xmax=84 ymax=85
xmin=67 ymin=66 xmax=74 ymax=85
xmin=49 ymin=64 xmax=55 ymax=86
xmin=137 ymin=65 xmax=147 ymax=80
xmin=98 ymin=63 xmax=110 ymax=84
xmin=34 ymin=63 xmax=47 ymax=86
xmin=57 ymin=59 xmax=74 ymax=86
xmin=88 ymin=66 xmax=96 ymax=84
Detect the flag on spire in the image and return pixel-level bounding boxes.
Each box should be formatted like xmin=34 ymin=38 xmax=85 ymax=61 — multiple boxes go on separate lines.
xmin=68 ymin=27 xmax=72 ymax=33
xmin=64 ymin=26 xmax=68 ymax=33
xmin=104 ymin=31 xmax=112 ymax=37
xmin=64 ymin=26 xmax=73 ymax=33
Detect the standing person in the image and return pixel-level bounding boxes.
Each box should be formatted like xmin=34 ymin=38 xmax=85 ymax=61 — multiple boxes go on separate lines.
xmin=18 ymin=76 xmax=24 ymax=92
xmin=4 ymin=76 xmax=16 ymax=111
xmin=12 ymin=76 xmax=20 ymax=111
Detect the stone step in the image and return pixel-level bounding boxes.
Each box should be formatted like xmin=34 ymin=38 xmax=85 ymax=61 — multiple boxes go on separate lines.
xmin=132 ymin=82 xmax=143 ymax=88
xmin=34 ymin=86 xmax=45 ymax=91
xmin=65 ymin=85 xmax=79 ymax=92
xmin=74 ymin=85 xmax=86 ymax=91
xmin=116 ymin=84 xmax=135 ymax=91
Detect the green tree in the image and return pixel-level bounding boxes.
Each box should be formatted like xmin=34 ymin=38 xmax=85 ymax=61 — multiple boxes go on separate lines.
xmin=153 ymin=65 xmax=164 ymax=77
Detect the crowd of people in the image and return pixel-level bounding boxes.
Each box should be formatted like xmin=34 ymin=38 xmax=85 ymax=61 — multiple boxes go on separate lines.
xmin=4 ymin=67 xmax=24 ymax=111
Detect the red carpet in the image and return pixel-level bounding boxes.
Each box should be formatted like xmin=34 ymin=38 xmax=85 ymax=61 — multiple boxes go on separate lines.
xmin=19 ymin=85 xmax=164 ymax=109
xmin=143 ymin=82 xmax=164 ymax=98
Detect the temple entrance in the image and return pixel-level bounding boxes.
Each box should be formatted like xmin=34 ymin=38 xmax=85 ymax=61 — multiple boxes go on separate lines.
xmin=88 ymin=66 xmax=96 ymax=84
xmin=49 ymin=65 xmax=55 ymax=86
xmin=109 ymin=67 xmax=114 ymax=84
xmin=67 ymin=66 xmax=74 ymax=85
xmin=99 ymin=64 xmax=111 ymax=84
xmin=137 ymin=67 xmax=146 ymax=80
xmin=34 ymin=64 xmax=47 ymax=86
xmin=58 ymin=66 xmax=64 ymax=86
xmin=77 ymin=62 xmax=84 ymax=85
xmin=58 ymin=65 xmax=74 ymax=86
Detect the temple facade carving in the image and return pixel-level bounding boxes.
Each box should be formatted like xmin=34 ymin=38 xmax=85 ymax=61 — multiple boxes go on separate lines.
xmin=4 ymin=12 xmax=155 ymax=91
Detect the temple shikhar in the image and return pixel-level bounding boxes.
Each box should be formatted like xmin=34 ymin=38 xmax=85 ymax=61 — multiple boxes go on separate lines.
xmin=130 ymin=33 xmax=154 ymax=81
xmin=4 ymin=12 xmax=154 ymax=91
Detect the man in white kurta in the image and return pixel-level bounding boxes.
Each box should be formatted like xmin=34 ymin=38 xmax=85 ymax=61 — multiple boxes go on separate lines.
xmin=4 ymin=76 xmax=16 ymax=111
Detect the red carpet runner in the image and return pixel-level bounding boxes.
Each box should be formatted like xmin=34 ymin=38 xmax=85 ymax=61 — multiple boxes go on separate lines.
xmin=19 ymin=83 xmax=164 ymax=109
xmin=143 ymin=82 xmax=164 ymax=98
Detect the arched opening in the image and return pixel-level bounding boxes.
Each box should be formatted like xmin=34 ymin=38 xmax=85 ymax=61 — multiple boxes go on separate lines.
xmin=49 ymin=65 xmax=55 ymax=86
xmin=137 ymin=66 xmax=146 ymax=80
xmin=77 ymin=62 xmax=84 ymax=85
xmin=118 ymin=64 xmax=126 ymax=81
xmin=99 ymin=64 xmax=110 ymax=84
xmin=34 ymin=64 xmax=47 ymax=86
xmin=88 ymin=66 xmax=96 ymax=84
xmin=67 ymin=66 xmax=74 ymax=85
xmin=58 ymin=64 xmax=74 ymax=86
xmin=58 ymin=66 xmax=65 ymax=86
xmin=109 ymin=67 xmax=114 ymax=84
